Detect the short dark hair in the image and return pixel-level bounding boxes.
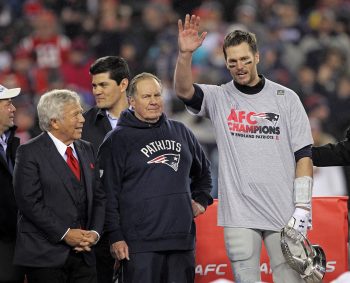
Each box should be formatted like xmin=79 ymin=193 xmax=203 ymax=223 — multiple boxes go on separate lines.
xmin=223 ymin=30 xmax=258 ymax=60
xmin=89 ymin=56 xmax=130 ymax=85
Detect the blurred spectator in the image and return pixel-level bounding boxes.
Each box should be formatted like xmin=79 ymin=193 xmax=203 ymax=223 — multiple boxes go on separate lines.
xmin=258 ymin=46 xmax=292 ymax=86
xmin=192 ymin=1 xmax=227 ymax=65
xmin=59 ymin=0 xmax=91 ymax=39
xmin=18 ymin=9 xmax=71 ymax=94
xmin=19 ymin=9 xmax=71 ymax=69
xmin=61 ymin=37 xmax=96 ymax=106
xmin=124 ymin=1 xmax=176 ymax=74
xmin=300 ymin=8 xmax=350 ymax=70
xmin=91 ymin=1 xmax=131 ymax=58
xmin=272 ymin=0 xmax=305 ymax=45
xmin=0 ymin=48 xmax=34 ymax=96
xmin=329 ymin=75 xmax=350 ymax=139
xmin=233 ymin=2 xmax=269 ymax=47
xmin=0 ymin=48 xmax=11 ymax=72
xmin=0 ymin=1 xmax=12 ymax=28
xmin=304 ymin=94 xmax=332 ymax=133
xmin=256 ymin=0 xmax=277 ymax=24
xmin=267 ymin=0 xmax=306 ymax=73
xmin=314 ymin=47 xmax=346 ymax=98
xmin=293 ymin=64 xmax=317 ymax=103
xmin=13 ymin=95 xmax=36 ymax=143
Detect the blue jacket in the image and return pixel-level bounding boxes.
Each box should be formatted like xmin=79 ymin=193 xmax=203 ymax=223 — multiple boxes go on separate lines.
xmin=98 ymin=109 xmax=212 ymax=253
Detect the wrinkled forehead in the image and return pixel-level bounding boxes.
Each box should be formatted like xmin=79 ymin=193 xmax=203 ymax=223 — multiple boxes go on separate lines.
xmin=135 ymin=78 xmax=162 ymax=94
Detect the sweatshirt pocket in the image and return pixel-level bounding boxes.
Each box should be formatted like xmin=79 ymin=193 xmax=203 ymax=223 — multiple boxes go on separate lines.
xmin=135 ymin=193 xmax=193 ymax=240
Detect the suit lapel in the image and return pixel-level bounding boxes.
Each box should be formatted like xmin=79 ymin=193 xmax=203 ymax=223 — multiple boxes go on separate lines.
xmin=74 ymin=141 xmax=93 ymax=210
xmin=9 ymin=136 xmax=19 ymax=163
xmin=98 ymin=109 xmax=112 ymax=134
xmin=40 ymin=133 xmax=77 ymax=204
xmin=0 ymin=128 xmax=19 ymax=175
xmin=0 ymin=153 xmax=9 ymax=173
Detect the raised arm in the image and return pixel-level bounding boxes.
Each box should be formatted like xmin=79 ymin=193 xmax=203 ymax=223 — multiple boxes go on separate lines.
xmin=174 ymin=14 xmax=207 ymax=100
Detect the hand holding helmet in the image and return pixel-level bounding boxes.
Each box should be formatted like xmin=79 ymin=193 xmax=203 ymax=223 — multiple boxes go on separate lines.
xmin=286 ymin=207 xmax=310 ymax=240
xmin=286 ymin=176 xmax=313 ymax=240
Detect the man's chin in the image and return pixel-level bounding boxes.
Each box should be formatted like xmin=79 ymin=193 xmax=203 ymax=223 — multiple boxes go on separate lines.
xmin=75 ymin=133 xmax=82 ymax=140
xmin=5 ymin=123 xmax=13 ymax=130
xmin=96 ymin=102 xmax=108 ymax=109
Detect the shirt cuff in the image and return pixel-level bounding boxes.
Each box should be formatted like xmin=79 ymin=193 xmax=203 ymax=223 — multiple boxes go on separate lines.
xmin=90 ymin=230 xmax=100 ymax=244
xmin=61 ymin=228 xmax=70 ymax=241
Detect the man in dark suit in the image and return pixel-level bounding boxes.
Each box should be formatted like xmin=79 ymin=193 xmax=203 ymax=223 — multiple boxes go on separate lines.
xmin=82 ymin=56 xmax=130 ymax=283
xmin=13 ymin=89 xmax=106 ymax=283
xmin=0 ymin=85 xmax=25 ymax=283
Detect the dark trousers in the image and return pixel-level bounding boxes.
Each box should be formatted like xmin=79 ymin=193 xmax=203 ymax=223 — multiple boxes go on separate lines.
xmin=95 ymin=235 xmax=114 ymax=283
xmin=124 ymin=250 xmax=195 ymax=283
xmin=0 ymin=240 xmax=25 ymax=282
xmin=25 ymin=252 xmax=97 ymax=283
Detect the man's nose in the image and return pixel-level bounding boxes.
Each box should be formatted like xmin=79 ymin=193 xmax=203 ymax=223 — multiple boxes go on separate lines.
xmin=236 ymin=60 xmax=244 ymax=69
xmin=93 ymin=86 xmax=102 ymax=95
xmin=149 ymin=96 xmax=157 ymax=104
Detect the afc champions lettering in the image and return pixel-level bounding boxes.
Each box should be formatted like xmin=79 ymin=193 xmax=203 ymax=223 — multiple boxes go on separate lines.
xmin=227 ymin=108 xmax=281 ymax=140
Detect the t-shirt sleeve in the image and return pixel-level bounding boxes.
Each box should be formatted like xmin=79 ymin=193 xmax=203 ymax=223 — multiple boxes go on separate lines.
xmin=180 ymin=84 xmax=204 ymax=112
xmin=186 ymin=83 xmax=222 ymax=119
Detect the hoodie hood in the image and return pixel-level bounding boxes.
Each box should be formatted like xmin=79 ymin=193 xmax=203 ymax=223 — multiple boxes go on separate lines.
xmin=117 ymin=109 xmax=166 ymax=129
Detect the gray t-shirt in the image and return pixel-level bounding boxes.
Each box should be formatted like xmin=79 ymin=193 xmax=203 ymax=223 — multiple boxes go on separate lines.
xmin=189 ymin=79 xmax=313 ymax=231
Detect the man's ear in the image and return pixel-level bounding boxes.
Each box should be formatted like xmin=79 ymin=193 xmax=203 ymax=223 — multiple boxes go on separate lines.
xmin=120 ymin=78 xmax=129 ymax=92
xmin=129 ymin=96 xmax=135 ymax=108
xmin=50 ymin=118 xmax=60 ymax=130
xmin=255 ymin=52 xmax=260 ymax=64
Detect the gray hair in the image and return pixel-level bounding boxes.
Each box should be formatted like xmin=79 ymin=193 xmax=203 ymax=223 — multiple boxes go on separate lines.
xmin=127 ymin=72 xmax=162 ymax=98
xmin=37 ymin=89 xmax=80 ymax=132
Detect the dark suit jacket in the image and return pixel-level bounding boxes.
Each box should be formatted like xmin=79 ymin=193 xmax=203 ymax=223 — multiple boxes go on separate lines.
xmin=0 ymin=126 xmax=20 ymax=242
xmin=82 ymin=107 xmax=112 ymax=153
xmin=13 ymin=132 xmax=106 ymax=267
xmin=312 ymin=128 xmax=350 ymax=166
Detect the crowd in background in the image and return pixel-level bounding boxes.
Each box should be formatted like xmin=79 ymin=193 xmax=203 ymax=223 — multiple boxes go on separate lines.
xmin=1 ymin=0 xmax=350 ymax=196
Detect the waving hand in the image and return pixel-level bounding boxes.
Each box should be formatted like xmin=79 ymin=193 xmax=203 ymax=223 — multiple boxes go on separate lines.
xmin=178 ymin=14 xmax=207 ymax=54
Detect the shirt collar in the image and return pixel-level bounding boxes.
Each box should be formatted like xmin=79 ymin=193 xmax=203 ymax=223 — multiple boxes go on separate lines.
xmin=0 ymin=133 xmax=6 ymax=147
xmin=47 ymin=131 xmax=78 ymax=158
xmin=0 ymin=130 xmax=10 ymax=142
xmin=106 ymin=110 xmax=118 ymax=129
xmin=106 ymin=110 xmax=118 ymax=120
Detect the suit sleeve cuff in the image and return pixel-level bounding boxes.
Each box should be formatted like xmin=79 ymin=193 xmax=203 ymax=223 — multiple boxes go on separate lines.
xmin=194 ymin=193 xmax=213 ymax=209
xmin=109 ymin=230 xmax=124 ymax=244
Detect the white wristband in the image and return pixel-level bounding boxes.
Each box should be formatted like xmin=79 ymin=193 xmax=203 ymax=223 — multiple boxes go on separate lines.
xmin=293 ymin=176 xmax=313 ymax=206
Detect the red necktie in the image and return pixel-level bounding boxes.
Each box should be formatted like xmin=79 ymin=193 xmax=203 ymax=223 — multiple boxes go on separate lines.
xmin=66 ymin=147 xmax=81 ymax=181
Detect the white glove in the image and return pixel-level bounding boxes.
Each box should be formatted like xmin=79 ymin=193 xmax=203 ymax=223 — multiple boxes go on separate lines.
xmin=286 ymin=207 xmax=311 ymax=238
